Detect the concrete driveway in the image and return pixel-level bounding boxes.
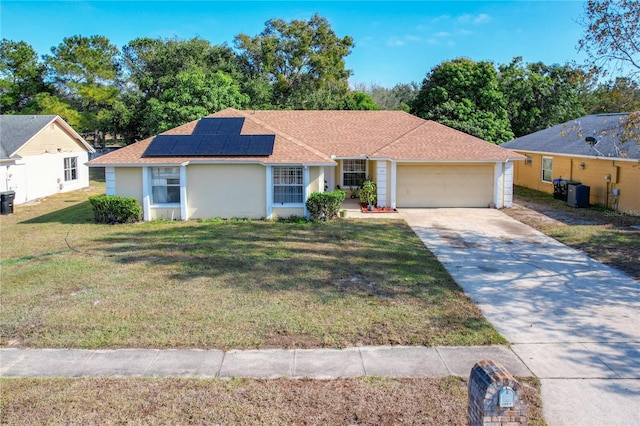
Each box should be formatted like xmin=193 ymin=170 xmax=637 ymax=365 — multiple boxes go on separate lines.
xmin=401 ymin=208 xmax=640 ymax=426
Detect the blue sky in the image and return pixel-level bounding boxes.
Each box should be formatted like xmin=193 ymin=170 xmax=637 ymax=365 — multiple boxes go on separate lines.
xmin=1 ymin=1 xmax=588 ymax=87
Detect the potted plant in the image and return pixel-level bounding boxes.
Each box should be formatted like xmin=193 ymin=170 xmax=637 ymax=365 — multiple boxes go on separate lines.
xmin=359 ymin=179 xmax=377 ymax=211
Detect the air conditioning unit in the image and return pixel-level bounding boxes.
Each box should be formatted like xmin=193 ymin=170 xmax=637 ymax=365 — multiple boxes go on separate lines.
xmin=567 ymin=184 xmax=590 ymax=208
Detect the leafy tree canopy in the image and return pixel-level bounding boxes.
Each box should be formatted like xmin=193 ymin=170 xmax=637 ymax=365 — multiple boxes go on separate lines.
xmin=235 ymin=13 xmax=354 ymax=109
xmin=342 ymin=91 xmax=379 ymax=110
xmin=498 ymin=57 xmax=586 ymax=137
xmin=44 ymin=35 xmax=121 ymax=144
xmin=0 ymin=39 xmax=50 ymax=113
xmin=411 ymin=58 xmax=514 ymax=144
xmin=582 ymin=77 xmax=640 ymax=113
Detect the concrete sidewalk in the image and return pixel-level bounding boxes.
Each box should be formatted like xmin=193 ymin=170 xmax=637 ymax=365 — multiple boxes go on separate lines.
xmin=0 ymin=345 xmax=530 ymax=379
xmin=401 ymin=208 xmax=640 ymax=426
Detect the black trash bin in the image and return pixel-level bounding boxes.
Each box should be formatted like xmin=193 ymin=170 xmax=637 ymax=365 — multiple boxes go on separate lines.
xmin=0 ymin=191 xmax=16 ymax=215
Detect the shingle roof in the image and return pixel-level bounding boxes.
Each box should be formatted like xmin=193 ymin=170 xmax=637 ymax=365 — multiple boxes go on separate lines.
xmin=1 ymin=115 xmax=57 ymax=158
xmin=0 ymin=115 xmax=94 ymax=159
xmin=89 ymin=108 xmax=523 ymax=166
xmin=501 ymin=113 xmax=640 ymax=160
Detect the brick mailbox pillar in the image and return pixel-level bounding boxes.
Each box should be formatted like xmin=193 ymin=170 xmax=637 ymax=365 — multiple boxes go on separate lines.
xmin=468 ymin=359 xmax=528 ymax=426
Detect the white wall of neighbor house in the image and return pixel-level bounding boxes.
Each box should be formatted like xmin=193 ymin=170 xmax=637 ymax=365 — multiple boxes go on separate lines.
xmin=3 ymin=152 xmax=90 ymax=204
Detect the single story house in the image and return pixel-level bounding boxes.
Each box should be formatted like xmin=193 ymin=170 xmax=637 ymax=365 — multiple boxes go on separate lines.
xmin=88 ymin=108 xmax=523 ymax=221
xmin=501 ymin=113 xmax=639 ymax=214
xmin=0 ymin=115 xmax=95 ymax=205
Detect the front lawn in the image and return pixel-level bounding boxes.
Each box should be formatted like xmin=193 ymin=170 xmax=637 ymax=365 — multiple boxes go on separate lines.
xmin=505 ymin=186 xmax=640 ymax=280
xmin=0 ymin=377 xmax=546 ymax=425
xmin=0 ymin=186 xmax=503 ymax=349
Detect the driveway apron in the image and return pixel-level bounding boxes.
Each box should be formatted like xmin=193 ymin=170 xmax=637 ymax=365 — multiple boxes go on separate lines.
xmin=401 ymin=208 xmax=640 ymax=426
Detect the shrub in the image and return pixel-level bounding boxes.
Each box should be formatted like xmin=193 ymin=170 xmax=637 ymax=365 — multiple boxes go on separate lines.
xmin=359 ymin=179 xmax=377 ymax=206
xmin=89 ymin=195 xmax=142 ymax=224
xmin=306 ymin=190 xmax=346 ymax=221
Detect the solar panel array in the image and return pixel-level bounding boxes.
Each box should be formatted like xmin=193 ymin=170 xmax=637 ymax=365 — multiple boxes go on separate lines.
xmin=193 ymin=117 xmax=245 ymax=136
xmin=143 ymin=117 xmax=275 ymax=157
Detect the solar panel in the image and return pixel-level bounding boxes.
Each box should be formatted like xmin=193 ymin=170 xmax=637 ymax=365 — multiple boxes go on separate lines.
xmin=143 ymin=135 xmax=180 ymax=156
xmin=143 ymin=118 xmax=275 ymax=157
xmin=145 ymin=135 xmax=275 ymax=156
xmin=193 ymin=117 xmax=245 ymax=135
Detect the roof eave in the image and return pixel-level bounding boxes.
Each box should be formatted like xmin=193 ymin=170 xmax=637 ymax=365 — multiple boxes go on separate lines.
xmin=507 ymin=149 xmax=639 ymax=162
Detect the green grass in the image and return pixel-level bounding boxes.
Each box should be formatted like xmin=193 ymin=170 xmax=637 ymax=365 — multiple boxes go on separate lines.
xmin=0 ymin=185 xmax=504 ymax=349
xmin=0 ymin=377 xmax=546 ymax=425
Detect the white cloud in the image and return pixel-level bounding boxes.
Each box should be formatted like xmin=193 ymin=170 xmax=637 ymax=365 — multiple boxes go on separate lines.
xmin=434 ymin=31 xmax=451 ymax=37
xmin=474 ymin=13 xmax=491 ymax=24
xmin=386 ymin=37 xmax=405 ymax=47
xmin=386 ymin=35 xmax=422 ymax=47
xmin=457 ymin=13 xmax=492 ymax=25
xmin=457 ymin=14 xmax=472 ymax=24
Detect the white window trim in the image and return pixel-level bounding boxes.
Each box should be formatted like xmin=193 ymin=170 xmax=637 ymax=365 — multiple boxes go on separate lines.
xmin=272 ymin=166 xmax=305 ymax=207
xmin=143 ymin=166 xmax=186 ymax=221
xmin=149 ymin=167 xmax=181 ymax=207
xmin=541 ymin=156 xmax=553 ymax=183
xmin=63 ymin=156 xmax=78 ymax=182
xmin=341 ymin=158 xmax=367 ymax=188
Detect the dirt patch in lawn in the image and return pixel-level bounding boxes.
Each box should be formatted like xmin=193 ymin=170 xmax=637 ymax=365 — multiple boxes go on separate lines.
xmin=0 ymin=377 xmax=546 ymax=425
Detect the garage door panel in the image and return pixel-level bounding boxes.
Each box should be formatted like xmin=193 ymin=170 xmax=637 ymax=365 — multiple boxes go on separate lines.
xmin=397 ymin=164 xmax=494 ymax=208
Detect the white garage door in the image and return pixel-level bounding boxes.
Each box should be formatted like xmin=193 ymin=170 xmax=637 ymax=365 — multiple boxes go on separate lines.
xmin=396 ymin=164 xmax=494 ymax=207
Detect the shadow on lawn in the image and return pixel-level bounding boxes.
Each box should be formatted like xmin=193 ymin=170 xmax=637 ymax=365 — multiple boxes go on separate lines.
xmin=20 ymin=201 xmax=95 ymax=225
xmin=91 ymin=220 xmax=460 ymax=302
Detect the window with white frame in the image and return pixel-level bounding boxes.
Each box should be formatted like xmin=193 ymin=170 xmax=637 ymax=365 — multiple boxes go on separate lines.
xmin=151 ymin=167 xmax=180 ymax=204
xmin=63 ymin=157 xmax=78 ymax=181
xmin=343 ymin=159 xmax=366 ymax=187
xmin=273 ymin=167 xmax=303 ymax=204
xmin=541 ymin=157 xmax=553 ymax=183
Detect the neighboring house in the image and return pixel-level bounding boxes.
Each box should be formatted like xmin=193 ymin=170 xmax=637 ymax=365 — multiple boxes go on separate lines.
xmin=502 ymin=113 xmax=639 ymax=214
xmin=0 ymin=115 xmax=95 ymax=205
xmin=88 ymin=108 xmax=523 ymax=221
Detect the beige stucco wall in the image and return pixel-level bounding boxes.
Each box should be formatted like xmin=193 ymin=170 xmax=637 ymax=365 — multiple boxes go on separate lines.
xmin=149 ymin=207 xmax=181 ymax=221
xmin=271 ymin=207 xmax=305 ymax=219
xmin=187 ymin=164 xmax=266 ymax=219
xmin=308 ymin=166 xmax=323 ymax=193
xmin=16 ymin=121 xmax=88 ymax=156
xmin=114 ymin=167 xmax=143 ymax=205
xmin=513 ymin=151 xmax=640 ymax=213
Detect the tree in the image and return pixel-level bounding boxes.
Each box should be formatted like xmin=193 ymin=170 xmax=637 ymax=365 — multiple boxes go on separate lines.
xmin=342 ymin=91 xmax=379 ymax=110
xmin=578 ymin=0 xmax=640 ymax=80
xmin=582 ymin=77 xmax=640 ymax=113
xmin=120 ymin=37 xmax=248 ymax=141
xmin=411 ymin=58 xmax=514 ymax=144
xmin=139 ymin=70 xmax=249 ymax=135
xmin=498 ymin=57 xmax=586 ymax=137
xmin=44 ymin=35 xmax=121 ymax=146
xmin=235 ymin=14 xmax=354 ymax=109
xmin=0 ymin=39 xmax=50 ymax=113
xmin=355 ymin=82 xmax=418 ymax=111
